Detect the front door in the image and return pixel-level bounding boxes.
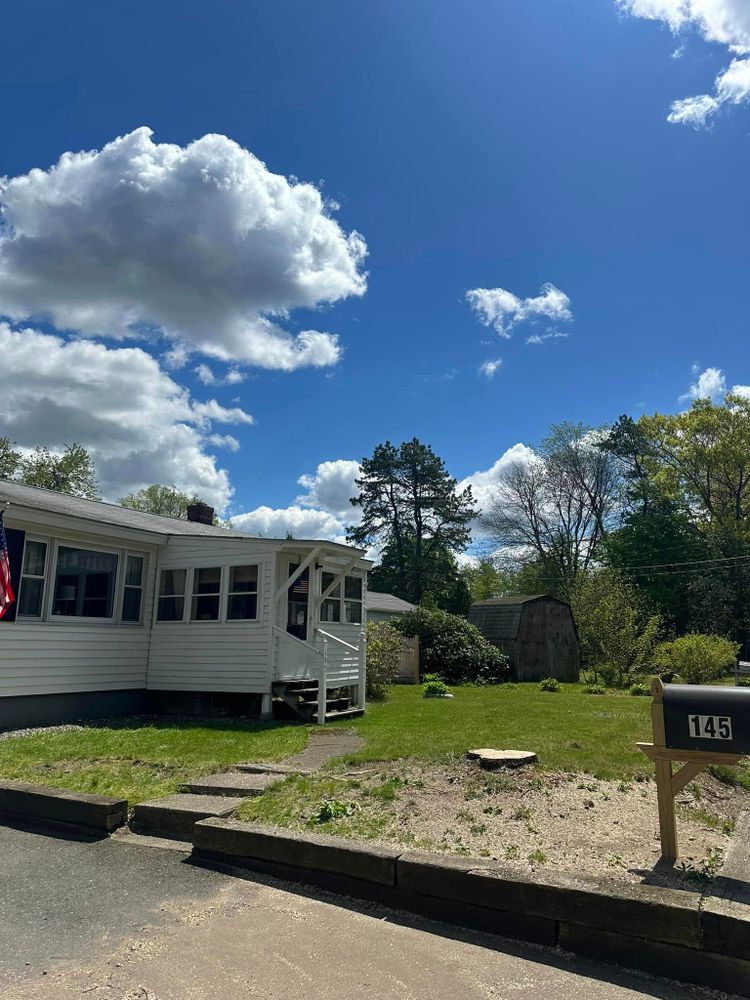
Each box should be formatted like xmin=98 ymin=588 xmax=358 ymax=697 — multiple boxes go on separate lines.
xmin=286 ymin=562 xmax=310 ymax=641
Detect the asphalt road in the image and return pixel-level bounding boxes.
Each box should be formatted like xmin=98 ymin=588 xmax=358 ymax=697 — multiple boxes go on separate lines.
xmin=0 ymin=822 xmax=741 ymax=1000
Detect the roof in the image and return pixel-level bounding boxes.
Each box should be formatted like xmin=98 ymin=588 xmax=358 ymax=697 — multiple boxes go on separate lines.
xmin=0 ymin=480 xmax=367 ymax=556
xmin=468 ymin=594 xmax=570 ymax=641
xmin=365 ymin=591 xmax=415 ymax=614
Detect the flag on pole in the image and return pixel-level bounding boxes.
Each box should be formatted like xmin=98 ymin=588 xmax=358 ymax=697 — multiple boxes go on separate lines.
xmin=0 ymin=511 xmax=15 ymax=620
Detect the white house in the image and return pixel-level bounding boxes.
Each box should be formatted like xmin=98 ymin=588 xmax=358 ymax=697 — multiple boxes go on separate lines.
xmin=0 ymin=480 xmax=372 ymax=730
xmin=365 ymin=591 xmax=415 ymax=624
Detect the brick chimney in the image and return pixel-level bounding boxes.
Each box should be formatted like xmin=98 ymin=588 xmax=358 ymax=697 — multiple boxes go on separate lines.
xmin=186 ymin=502 xmax=214 ymax=525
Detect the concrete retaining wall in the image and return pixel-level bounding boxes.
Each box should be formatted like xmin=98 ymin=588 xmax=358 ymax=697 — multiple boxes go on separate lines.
xmin=192 ymin=817 xmax=750 ymax=997
xmin=0 ymin=780 xmax=127 ymax=835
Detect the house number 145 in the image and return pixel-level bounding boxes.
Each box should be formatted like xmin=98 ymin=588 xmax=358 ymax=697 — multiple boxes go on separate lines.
xmin=688 ymin=715 xmax=733 ymax=740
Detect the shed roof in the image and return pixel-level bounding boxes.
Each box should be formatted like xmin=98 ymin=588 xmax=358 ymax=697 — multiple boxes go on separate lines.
xmin=468 ymin=594 xmax=568 ymax=641
xmin=365 ymin=591 xmax=415 ymax=614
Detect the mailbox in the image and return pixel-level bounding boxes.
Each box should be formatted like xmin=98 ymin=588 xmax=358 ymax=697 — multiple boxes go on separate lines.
xmin=662 ymin=683 xmax=750 ymax=756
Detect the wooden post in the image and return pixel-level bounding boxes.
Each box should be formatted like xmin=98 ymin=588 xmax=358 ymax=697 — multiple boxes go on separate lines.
xmin=650 ymin=678 xmax=678 ymax=862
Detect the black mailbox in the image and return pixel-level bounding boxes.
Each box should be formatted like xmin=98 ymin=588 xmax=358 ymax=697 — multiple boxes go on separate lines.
xmin=662 ymin=684 xmax=750 ymax=756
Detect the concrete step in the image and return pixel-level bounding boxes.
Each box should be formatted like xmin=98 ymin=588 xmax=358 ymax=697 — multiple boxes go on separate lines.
xmin=312 ymin=707 xmax=364 ymax=721
xmin=235 ymin=762 xmax=313 ymax=776
xmin=181 ymin=771 xmax=276 ymax=797
xmin=131 ymin=793 xmax=243 ymax=842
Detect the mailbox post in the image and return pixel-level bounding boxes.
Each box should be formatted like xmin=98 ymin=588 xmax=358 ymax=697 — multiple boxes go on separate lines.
xmin=638 ymin=678 xmax=749 ymax=862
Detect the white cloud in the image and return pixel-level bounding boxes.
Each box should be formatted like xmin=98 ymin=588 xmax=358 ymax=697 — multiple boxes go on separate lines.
xmin=479 ymin=358 xmax=503 ymax=378
xmin=525 ymin=330 xmax=570 ymax=346
xmin=296 ymin=459 xmax=361 ymax=519
xmin=619 ymin=1 xmax=750 ymax=126
xmin=682 ymin=365 xmax=726 ymax=400
xmin=195 ymin=364 xmax=246 ymax=387
xmin=0 ymin=127 xmax=367 ymax=369
xmin=458 ymin=443 xmax=537 ymax=517
xmin=230 ymin=504 xmax=348 ymax=542
xmin=207 ymin=434 xmax=241 ymax=452
xmin=0 ymin=322 xmax=247 ymax=511
xmin=466 ymin=283 xmax=572 ymax=338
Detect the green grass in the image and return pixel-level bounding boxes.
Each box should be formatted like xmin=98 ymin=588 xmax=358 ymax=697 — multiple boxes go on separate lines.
xmin=331 ymin=683 xmax=658 ymax=780
xmin=0 ymin=718 xmax=308 ymax=803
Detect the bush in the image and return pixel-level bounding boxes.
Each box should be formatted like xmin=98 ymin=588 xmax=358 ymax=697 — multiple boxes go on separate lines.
xmin=365 ymin=622 xmax=403 ymax=701
xmin=539 ymin=677 xmax=561 ymax=692
xmin=630 ymin=681 xmax=651 ymax=696
xmin=423 ymin=678 xmax=451 ymax=698
xmin=394 ymin=607 xmax=509 ymax=685
xmin=653 ymin=634 xmax=740 ymax=685
xmin=583 ymin=683 xmax=606 ymax=695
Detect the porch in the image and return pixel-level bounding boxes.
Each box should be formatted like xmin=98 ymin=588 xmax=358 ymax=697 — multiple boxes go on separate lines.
xmin=270 ymin=542 xmax=370 ymax=723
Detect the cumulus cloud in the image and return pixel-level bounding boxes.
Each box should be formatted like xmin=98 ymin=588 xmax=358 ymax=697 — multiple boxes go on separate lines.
xmin=466 ymin=283 xmax=572 ymax=338
xmin=457 ymin=443 xmax=537 ymax=517
xmin=296 ymin=459 xmax=361 ymax=519
xmin=230 ymin=505 xmax=348 ymax=542
xmin=0 ymin=322 xmax=247 ymax=511
xmin=479 ymin=358 xmax=502 ymax=378
xmin=0 ymin=127 xmax=367 ymax=368
xmin=194 ymin=364 xmax=245 ymax=387
xmin=682 ymin=365 xmax=727 ymax=400
xmin=619 ymin=1 xmax=750 ymax=126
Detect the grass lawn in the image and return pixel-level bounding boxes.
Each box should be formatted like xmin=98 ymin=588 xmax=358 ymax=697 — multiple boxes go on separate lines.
xmin=0 ymin=719 xmax=308 ymax=803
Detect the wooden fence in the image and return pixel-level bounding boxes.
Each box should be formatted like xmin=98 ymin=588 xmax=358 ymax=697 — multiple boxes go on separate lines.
xmin=397 ymin=635 xmax=420 ymax=684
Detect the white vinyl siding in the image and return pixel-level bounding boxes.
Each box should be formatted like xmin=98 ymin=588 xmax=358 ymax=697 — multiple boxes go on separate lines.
xmin=148 ymin=538 xmax=274 ymax=693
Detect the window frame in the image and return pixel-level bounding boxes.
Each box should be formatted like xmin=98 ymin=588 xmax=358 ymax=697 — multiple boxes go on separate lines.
xmin=225 ymin=563 xmax=260 ymax=622
xmin=318 ymin=569 xmax=364 ymax=627
xmin=120 ymin=552 xmax=146 ymax=625
xmin=156 ymin=567 xmax=189 ymax=624
xmin=154 ymin=561 xmax=264 ymax=626
xmin=48 ymin=540 xmax=121 ymax=624
xmin=190 ymin=565 xmax=223 ymax=623
xmin=16 ymin=536 xmax=49 ymax=620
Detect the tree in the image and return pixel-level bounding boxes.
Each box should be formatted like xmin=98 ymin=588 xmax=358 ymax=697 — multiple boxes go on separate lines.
xmin=120 ymin=484 xmax=208 ymax=519
xmin=483 ymin=423 xmax=621 ymax=598
xmin=462 ymin=557 xmax=510 ymax=602
xmin=369 ymin=532 xmax=471 ymax=613
xmin=570 ymin=568 xmax=661 ymax=688
xmin=0 ymin=438 xmax=20 ymax=481
xmin=349 ymin=439 xmax=477 ymax=604
xmin=19 ymin=443 xmax=99 ymax=499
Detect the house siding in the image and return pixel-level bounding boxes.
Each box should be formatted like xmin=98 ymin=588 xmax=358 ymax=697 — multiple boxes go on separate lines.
xmin=147 ymin=536 xmax=275 ymax=693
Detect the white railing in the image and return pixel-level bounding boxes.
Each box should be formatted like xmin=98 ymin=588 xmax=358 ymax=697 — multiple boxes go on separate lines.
xmin=315 ymin=627 xmax=360 ymax=653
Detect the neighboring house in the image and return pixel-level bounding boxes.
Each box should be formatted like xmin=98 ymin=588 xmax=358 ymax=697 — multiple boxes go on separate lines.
xmin=469 ymin=595 xmax=580 ymax=682
xmin=364 ymin=591 xmax=419 ymax=683
xmin=365 ymin=591 xmax=415 ymax=623
xmin=0 ymin=479 xmax=371 ymax=729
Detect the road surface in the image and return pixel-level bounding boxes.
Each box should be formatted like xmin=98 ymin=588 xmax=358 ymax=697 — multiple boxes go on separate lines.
xmin=0 ymin=822 xmax=740 ymax=1000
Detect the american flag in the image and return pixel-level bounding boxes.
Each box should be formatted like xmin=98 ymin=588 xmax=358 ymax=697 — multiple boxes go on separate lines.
xmin=0 ymin=511 xmax=15 ymax=620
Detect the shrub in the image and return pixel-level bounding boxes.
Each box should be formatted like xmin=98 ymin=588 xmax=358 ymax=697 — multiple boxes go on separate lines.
xmin=365 ymin=621 xmax=403 ymax=701
xmin=423 ymin=678 xmax=451 ymax=698
xmin=652 ymin=634 xmax=740 ymax=685
xmin=630 ymin=681 xmax=651 ymax=696
xmin=394 ymin=607 xmax=509 ymax=685
xmin=539 ymin=677 xmax=561 ymax=692
xmin=583 ymin=683 xmax=606 ymax=695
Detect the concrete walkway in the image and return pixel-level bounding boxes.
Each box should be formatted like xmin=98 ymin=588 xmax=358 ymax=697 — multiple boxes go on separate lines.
xmin=0 ymin=823 xmax=742 ymax=1000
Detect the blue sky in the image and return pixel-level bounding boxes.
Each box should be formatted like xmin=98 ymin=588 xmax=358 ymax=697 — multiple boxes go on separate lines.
xmin=1 ymin=0 xmax=749 ymax=540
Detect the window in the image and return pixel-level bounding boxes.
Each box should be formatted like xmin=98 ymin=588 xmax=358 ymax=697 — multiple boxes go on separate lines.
xmin=53 ymin=546 xmax=118 ymax=618
xmin=344 ymin=575 xmax=363 ymax=624
xmin=122 ymin=555 xmax=144 ymax=623
xmin=320 ymin=572 xmax=363 ymax=625
xmin=157 ymin=568 xmax=186 ymax=622
xmin=227 ymin=565 xmax=258 ymax=620
xmin=320 ymin=571 xmax=342 ymax=623
xmin=18 ymin=540 xmax=47 ymax=618
xmin=191 ymin=566 xmax=221 ymax=621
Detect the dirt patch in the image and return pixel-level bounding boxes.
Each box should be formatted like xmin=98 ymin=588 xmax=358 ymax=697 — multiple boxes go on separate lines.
xmin=320 ymin=758 xmax=750 ymax=889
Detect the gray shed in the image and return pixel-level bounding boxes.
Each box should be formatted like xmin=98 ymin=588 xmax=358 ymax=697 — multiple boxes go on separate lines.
xmin=469 ymin=595 xmax=580 ymax=682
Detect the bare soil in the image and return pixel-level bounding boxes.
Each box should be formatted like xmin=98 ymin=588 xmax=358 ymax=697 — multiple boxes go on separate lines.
xmin=343 ymin=758 xmax=750 ymax=889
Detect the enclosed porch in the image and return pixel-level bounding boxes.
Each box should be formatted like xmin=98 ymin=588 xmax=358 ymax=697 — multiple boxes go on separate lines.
xmin=271 ymin=541 xmax=370 ymax=723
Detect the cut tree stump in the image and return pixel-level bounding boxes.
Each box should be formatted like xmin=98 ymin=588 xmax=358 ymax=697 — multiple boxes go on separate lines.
xmin=466 ymin=749 xmax=537 ymax=770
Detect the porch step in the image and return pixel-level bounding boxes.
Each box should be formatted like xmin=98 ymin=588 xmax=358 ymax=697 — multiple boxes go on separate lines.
xmin=312 ymin=707 xmax=365 ymax=721
xmin=131 ymin=793 xmax=244 ymax=842
xmin=181 ymin=771 xmax=276 ymax=797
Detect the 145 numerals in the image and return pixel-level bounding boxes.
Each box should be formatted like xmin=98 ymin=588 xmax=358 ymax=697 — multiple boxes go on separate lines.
xmin=688 ymin=715 xmax=733 ymax=740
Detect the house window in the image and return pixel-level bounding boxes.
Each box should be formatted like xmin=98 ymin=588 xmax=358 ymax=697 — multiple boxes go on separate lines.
xmin=52 ymin=546 xmax=118 ymax=618
xmin=344 ymin=575 xmax=363 ymax=624
xmin=18 ymin=539 xmax=48 ymax=618
xmin=320 ymin=572 xmax=342 ymax=623
xmin=157 ymin=568 xmax=186 ymax=622
xmin=320 ymin=572 xmax=363 ymax=625
xmin=122 ymin=555 xmax=144 ymax=623
xmin=227 ymin=565 xmax=258 ymax=620
xmin=191 ymin=567 xmax=221 ymax=621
